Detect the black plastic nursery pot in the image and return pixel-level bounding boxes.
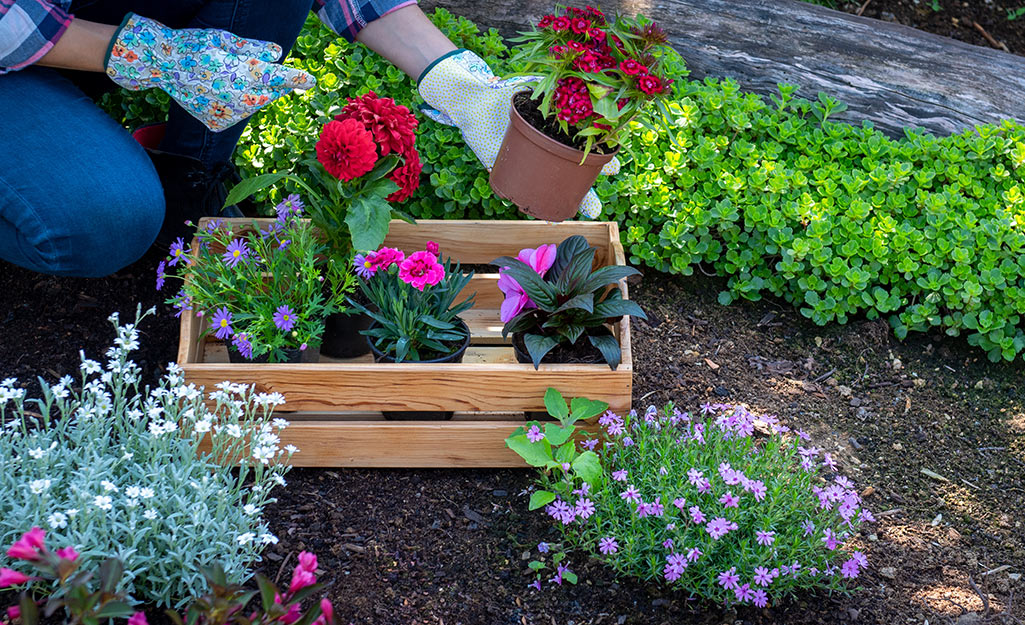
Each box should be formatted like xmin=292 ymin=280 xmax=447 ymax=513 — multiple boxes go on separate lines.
xmin=320 ymin=310 xmax=374 ymax=359
xmin=368 ymin=319 xmax=471 ymax=420
xmin=227 ymin=344 xmax=321 ymax=364
xmin=512 ymin=329 xmax=610 ymax=421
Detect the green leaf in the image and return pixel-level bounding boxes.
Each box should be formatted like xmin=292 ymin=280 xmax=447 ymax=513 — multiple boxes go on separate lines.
xmin=524 ymin=333 xmax=560 ymax=369
xmin=577 ymin=265 xmax=641 ymax=295
xmin=493 ymin=259 xmax=558 ymax=308
xmin=588 ymin=333 xmax=622 ymax=370
xmin=562 ymin=571 xmax=578 ymax=584
xmin=224 ymin=172 xmax=291 ymax=208
xmin=572 ymin=451 xmax=602 ymax=485
xmin=93 ymin=602 xmax=136 ymax=619
xmin=98 ymin=558 xmax=123 ymax=595
xmin=256 ymin=574 xmax=277 ymax=614
xmin=528 ymin=490 xmax=557 ymax=510
xmin=544 ymin=387 xmax=569 ymax=420
xmin=505 ymin=433 xmax=551 ymax=467
xmin=544 ymin=423 xmax=574 ymax=446
xmin=569 ymin=397 xmax=608 ymax=422
xmin=345 ymin=193 xmax=394 ymax=252
xmin=19 ymin=594 xmax=39 ymax=625
xmin=555 ymin=293 xmax=595 ymax=314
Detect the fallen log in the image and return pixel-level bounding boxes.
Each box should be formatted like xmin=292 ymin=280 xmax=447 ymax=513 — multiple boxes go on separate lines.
xmin=422 ymin=0 xmax=1025 ymax=137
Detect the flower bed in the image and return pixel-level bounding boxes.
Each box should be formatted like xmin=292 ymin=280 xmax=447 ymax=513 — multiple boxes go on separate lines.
xmin=176 ymin=219 xmax=634 ymax=467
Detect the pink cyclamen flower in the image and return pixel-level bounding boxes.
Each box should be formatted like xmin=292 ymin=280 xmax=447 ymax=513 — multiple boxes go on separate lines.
xmin=288 ymin=566 xmax=316 ymax=593
xmin=55 ymin=547 xmax=79 ymax=562
xmin=298 ymin=551 xmax=318 ymax=573
xmin=128 ymin=612 xmax=148 ymax=625
xmin=6 ymin=527 xmax=45 ymax=560
xmin=398 ymin=251 xmax=445 ymax=291
xmin=497 ymin=244 xmax=556 ymax=322
xmin=0 ymin=568 xmax=33 ymax=588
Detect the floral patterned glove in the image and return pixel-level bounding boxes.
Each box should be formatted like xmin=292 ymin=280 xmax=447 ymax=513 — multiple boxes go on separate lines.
xmin=104 ymin=13 xmax=315 ymax=132
xmin=417 ymin=49 xmax=619 ymax=219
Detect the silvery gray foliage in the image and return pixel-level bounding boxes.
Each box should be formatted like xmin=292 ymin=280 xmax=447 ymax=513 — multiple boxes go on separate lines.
xmin=0 ymin=307 xmax=297 ymax=607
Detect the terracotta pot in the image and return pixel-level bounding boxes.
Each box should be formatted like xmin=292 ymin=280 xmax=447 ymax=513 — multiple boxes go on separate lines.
xmin=320 ymin=311 xmax=374 ymax=359
xmin=490 ymin=91 xmax=618 ymax=222
xmin=368 ymin=319 xmax=471 ymax=420
xmin=512 ymin=330 xmax=609 ymax=421
xmin=227 ymin=344 xmax=320 ymax=364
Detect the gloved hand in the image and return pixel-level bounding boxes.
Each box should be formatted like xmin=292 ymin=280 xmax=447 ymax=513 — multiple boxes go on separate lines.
xmin=104 ymin=13 xmax=315 ymax=132
xmin=417 ymin=49 xmax=619 ymax=219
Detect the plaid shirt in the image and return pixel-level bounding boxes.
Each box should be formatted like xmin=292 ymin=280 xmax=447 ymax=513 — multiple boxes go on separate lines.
xmin=1 ymin=0 xmax=415 ymax=74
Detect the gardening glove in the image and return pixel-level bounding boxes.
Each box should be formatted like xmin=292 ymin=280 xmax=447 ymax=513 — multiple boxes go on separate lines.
xmin=417 ymin=49 xmax=620 ymax=219
xmin=104 ymin=13 xmax=316 ymax=132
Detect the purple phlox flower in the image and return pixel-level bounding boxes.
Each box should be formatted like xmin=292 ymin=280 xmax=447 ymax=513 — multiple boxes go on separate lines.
xmin=606 ymin=420 xmax=624 ymax=436
xmin=620 ymin=486 xmax=641 ymax=503
xmin=734 ymin=583 xmax=754 ymax=603
xmin=796 ymin=429 xmax=811 ymax=442
xmin=852 ymin=551 xmax=868 ymax=568
xmin=719 ymin=463 xmax=743 ymax=486
xmin=748 ymin=480 xmax=767 ymax=502
xmin=689 ymin=506 xmax=706 ymax=524
xmin=650 ymin=497 xmax=665 ymax=517
xmin=691 ymin=422 xmax=705 ymax=444
xmin=838 ymin=494 xmax=860 ymax=521
xmin=798 ymin=445 xmax=820 ymax=459
xmin=353 ymin=253 xmax=376 ymax=280
xmin=859 ymin=508 xmax=876 ymax=523
xmin=659 ymin=466 xmax=668 ymax=476
xmin=598 ymin=410 xmax=620 ymax=426
xmin=752 ymin=589 xmax=768 ymax=608
xmin=273 ymin=305 xmax=297 ymax=331
xmin=734 ymin=415 xmax=755 ymax=437
xmin=598 ymin=537 xmax=618 ymax=555
xmin=841 ymin=558 xmax=860 ymax=579
xmin=717 ymin=567 xmax=740 ymax=591
xmin=537 ymin=542 xmax=549 ymax=553
xmin=663 ymin=553 xmax=688 ymax=582
xmin=802 ymin=519 xmax=816 ymax=537
xmin=697 ymin=478 xmax=712 ymax=494
xmin=812 ymin=486 xmax=832 ymax=511
xmin=222 ymin=238 xmax=250 ymax=267
xmin=753 ymin=566 xmax=773 ymax=587
xmin=686 ymin=468 xmax=704 ymax=487
xmin=621 ymin=436 xmax=634 ymax=447
xmin=756 ymin=530 xmax=776 ymax=546
xmin=580 ymin=438 xmax=599 ymax=450
xmin=644 ymin=404 xmax=658 ymax=421
xmin=834 ymin=475 xmax=854 ymax=490
xmin=822 ymin=452 xmax=837 ymax=471
xmin=574 ymin=498 xmax=596 ymax=520
xmin=700 ymin=402 xmax=714 ymax=415
xmin=800 ymin=455 xmax=815 ymax=471
xmin=526 ymin=424 xmax=544 ymax=443
xmin=210 ymin=307 xmax=233 ymax=340
xmin=673 ymin=497 xmax=687 ymax=511
xmin=612 ymin=469 xmax=628 ymax=482
xmin=550 ymin=564 xmax=571 ymax=586
xmin=662 ymin=538 xmax=674 ymax=550
xmin=790 ymin=561 xmax=802 ymax=577
xmin=156 ymin=260 xmax=167 ymax=291
xmin=275 ymin=194 xmax=304 ymax=221
xmin=705 ymin=517 xmax=737 ymax=540
xmin=546 ymin=499 xmax=576 ymax=525
xmin=686 ymin=548 xmax=702 ymax=562
xmin=666 ymin=522 xmax=676 ymax=530
xmin=635 ymin=501 xmax=653 ymax=518
xmin=528 ymin=580 xmax=541 ymax=591
xmin=808 ymin=567 xmax=820 ymax=576
xmin=232 ymin=333 xmax=253 ymax=359
xmin=168 ymin=237 xmax=186 ymax=266
xmin=719 ymin=491 xmax=740 ymax=508
xmin=572 ymin=483 xmax=590 ymax=497
xmin=822 ymin=528 xmax=840 ymax=550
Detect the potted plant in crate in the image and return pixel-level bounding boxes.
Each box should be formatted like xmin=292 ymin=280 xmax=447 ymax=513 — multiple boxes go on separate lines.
xmin=159 ymin=208 xmax=350 ymax=363
xmin=346 ymin=241 xmax=476 ymax=420
xmin=226 ymin=91 xmax=423 ymax=358
xmin=491 ymin=5 xmax=674 ymax=221
xmin=494 ymin=234 xmax=645 ymax=369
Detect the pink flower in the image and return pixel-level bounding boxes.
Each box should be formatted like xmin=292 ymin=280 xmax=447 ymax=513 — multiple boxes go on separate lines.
xmin=128 ymin=612 xmax=149 ymax=625
xmin=425 ymin=241 xmax=439 ymax=255
xmin=6 ymin=528 xmax=44 ymax=561
xmin=298 ymin=551 xmax=318 ymax=573
xmin=0 ymin=568 xmax=32 ymax=588
xmin=497 ymin=244 xmax=556 ymax=323
xmin=398 ymin=251 xmax=445 ymax=291
xmin=55 ymin=547 xmax=79 ymax=562
xmin=7 ymin=606 xmax=21 ymax=620
xmin=288 ymin=566 xmax=316 ymax=594
xmin=313 ymin=599 xmax=334 ymax=625
xmin=368 ymin=247 xmax=405 ymax=271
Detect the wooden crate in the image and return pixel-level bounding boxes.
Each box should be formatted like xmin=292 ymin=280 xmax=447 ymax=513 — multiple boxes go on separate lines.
xmin=178 ymin=220 xmax=632 ymax=467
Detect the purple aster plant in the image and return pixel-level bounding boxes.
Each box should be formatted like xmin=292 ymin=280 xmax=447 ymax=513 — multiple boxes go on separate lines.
xmin=232 ymin=332 xmax=254 ymax=360
xmin=353 ymin=253 xmax=376 ymax=280
xmin=273 ymin=305 xmax=297 ymax=332
xmin=156 ymin=260 xmax=167 ymax=291
xmin=167 ymin=237 xmax=186 ymax=266
xmin=222 ymin=238 xmax=250 ymax=268
xmin=210 ymin=307 xmax=233 ymax=340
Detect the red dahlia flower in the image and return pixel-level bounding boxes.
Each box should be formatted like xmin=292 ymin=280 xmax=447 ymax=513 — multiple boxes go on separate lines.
xmin=386 ymin=149 xmax=422 ymax=203
xmin=335 ymin=91 xmax=418 ymax=157
xmin=316 ymin=118 xmax=378 ymax=181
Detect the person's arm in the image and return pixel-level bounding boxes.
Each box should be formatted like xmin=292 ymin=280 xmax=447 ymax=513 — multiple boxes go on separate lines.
xmin=36 ymin=18 xmax=117 ymax=71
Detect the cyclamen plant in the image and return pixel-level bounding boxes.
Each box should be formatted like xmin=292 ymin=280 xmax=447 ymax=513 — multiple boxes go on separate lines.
xmin=348 ymin=241 xmax=475 ymax=362
xmin=0 ymin=308 xmax=296 ymax=606
xmin=511 ymin=5 xmax=674 ymax=156
xmin=226 ymin=91 xmax=422 ymax=255
xmin=161 ymin=206 xmax=352 ymax=362
xmin=510 ymin=399 xmax=874 ymax=606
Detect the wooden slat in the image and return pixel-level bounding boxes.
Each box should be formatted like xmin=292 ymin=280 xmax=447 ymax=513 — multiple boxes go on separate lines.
xmin=421 ymin=0 xmax=1025 ymax=137
xmin=203 ymin=341 xmax=517 ymax=365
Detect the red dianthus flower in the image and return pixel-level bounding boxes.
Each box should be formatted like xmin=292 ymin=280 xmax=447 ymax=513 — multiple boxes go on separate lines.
xmin=334 ymin=91 xmax=418 ymax=157
xmin=316 ymin=118 xmax=378 ymax=181
xmin=637 ymin=74 xmax=667 ymax=95
xmin=619 ymin=59 xmax=648 ymax=75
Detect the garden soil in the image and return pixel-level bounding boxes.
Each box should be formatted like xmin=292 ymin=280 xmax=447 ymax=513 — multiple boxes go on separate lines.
xmin=2 ymin=250 xmax=1023 ymax=625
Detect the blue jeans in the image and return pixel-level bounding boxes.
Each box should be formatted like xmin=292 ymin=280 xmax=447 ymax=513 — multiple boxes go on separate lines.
xmin=0 ymin=0 xmax=313 ymax=277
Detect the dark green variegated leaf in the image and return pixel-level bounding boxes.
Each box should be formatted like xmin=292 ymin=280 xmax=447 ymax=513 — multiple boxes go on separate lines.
xmin=503 ymin=310 xmax=538 ymax=338
xmin=578 ymin=265 xmax=641 ymax=295
xmin=550 ymin=235 xmax=593 ymax=279
xmin=588 ymin=333 xmax=621 ymax=370
xmin=524 ymin=333 xmax=560 ymax=369
xmin=555 ymin=293 xmax=595 ymax=314
xmin=559 ymin=324 xmax=585 ymax=344
xmin=593 ymin=296 xmax=646 ymax=320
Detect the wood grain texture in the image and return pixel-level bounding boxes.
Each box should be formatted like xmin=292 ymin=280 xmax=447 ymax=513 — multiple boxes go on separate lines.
xmin=421 ymin=0 xmax=1025 ymax=136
